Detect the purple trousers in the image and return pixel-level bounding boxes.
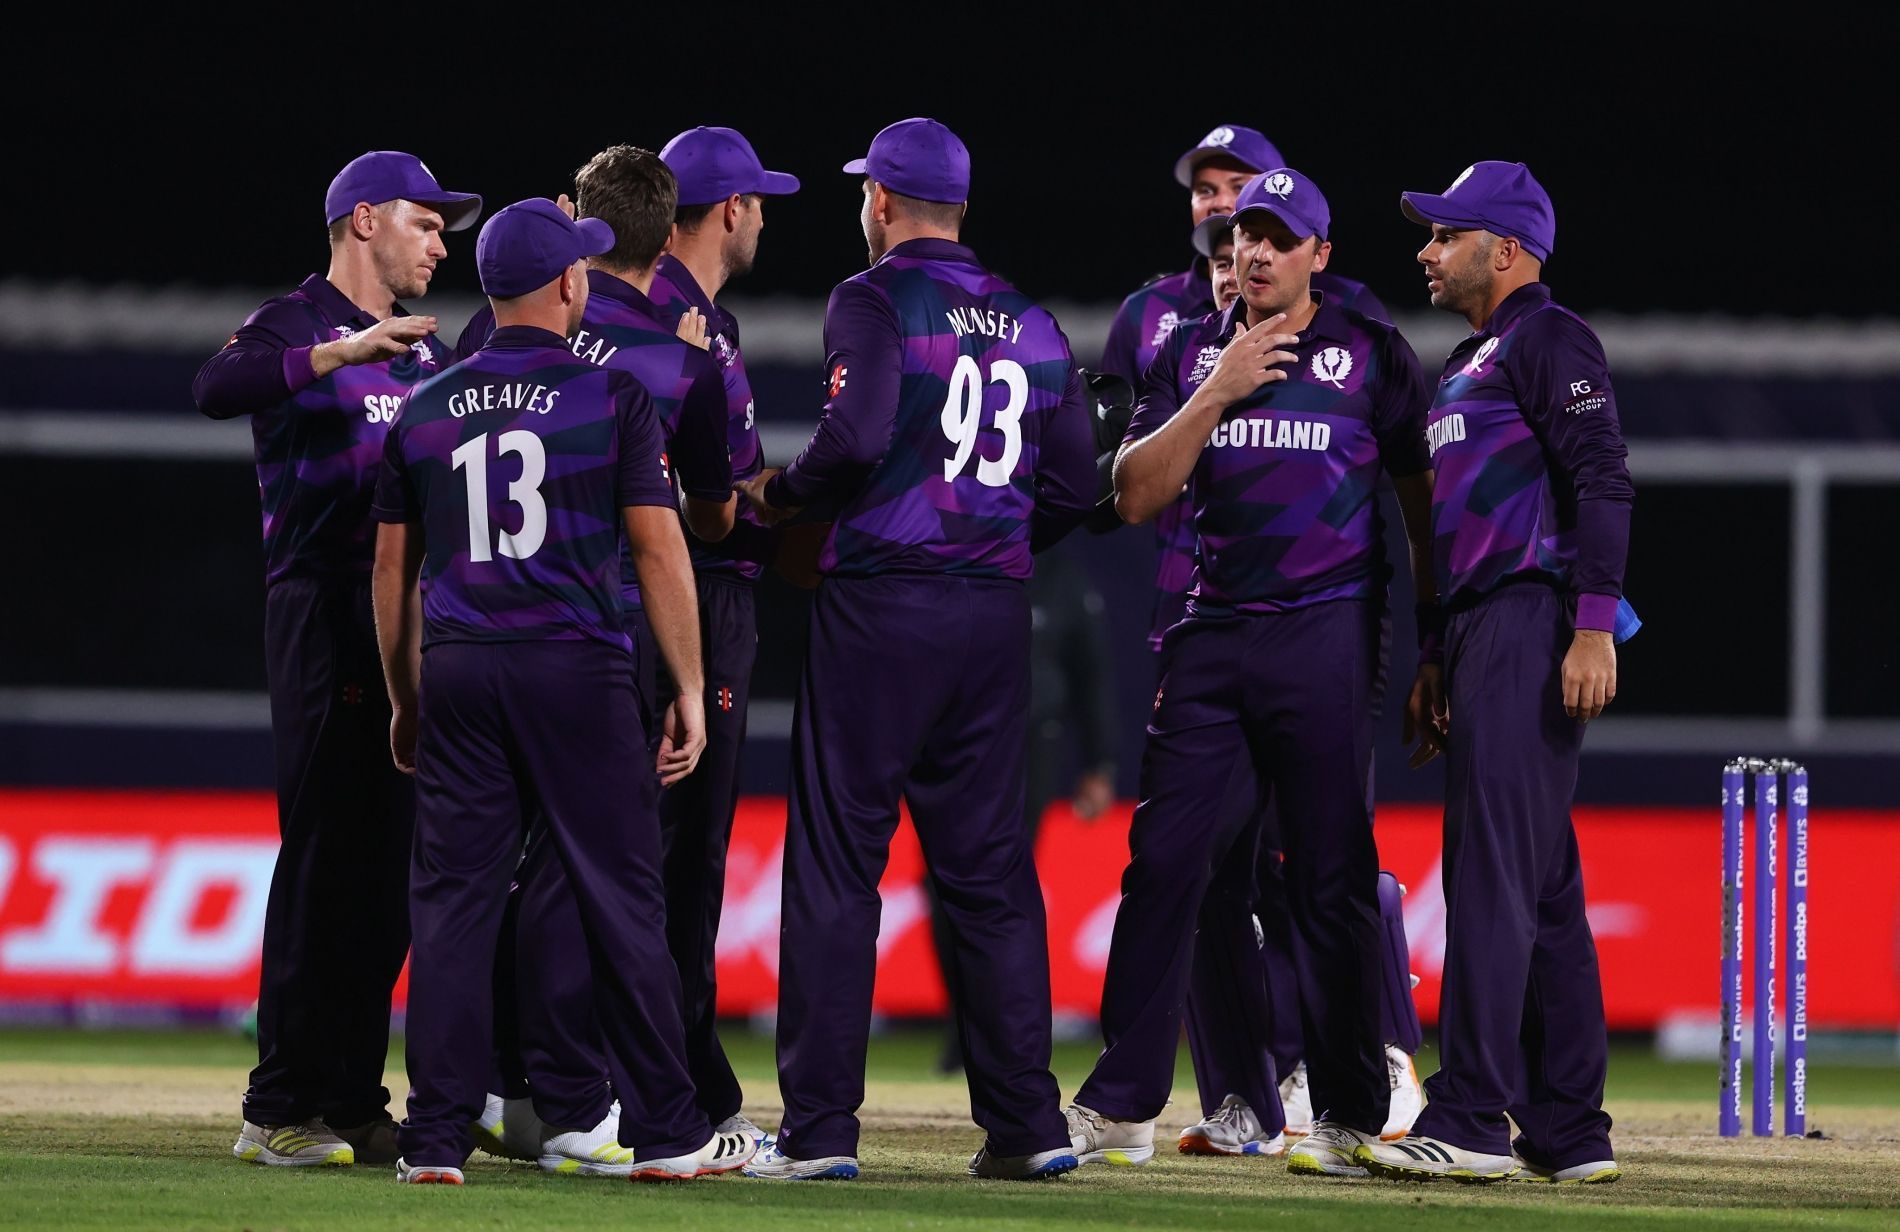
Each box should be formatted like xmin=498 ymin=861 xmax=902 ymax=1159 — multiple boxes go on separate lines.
xmin=775 ymin=575 xmax=1069 ymax=1160
xmin=246 ymin=576 xmax=412 ymax=1129
xmin=1078 ymin=600 xmax=1388 ymax=1135
xmin=399 ymin=640 xmax=706 ymax=1166
xmin=1410 ymin=585 xmax=1612 ymax=1165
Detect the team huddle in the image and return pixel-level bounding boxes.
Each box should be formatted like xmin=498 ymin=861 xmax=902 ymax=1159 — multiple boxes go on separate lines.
xmin=194 ymin=115 xmax=1634 ymax=1189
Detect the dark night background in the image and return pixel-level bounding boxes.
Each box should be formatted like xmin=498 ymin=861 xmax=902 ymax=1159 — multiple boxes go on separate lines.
xmin=5 ymin=13 xmax=1894 ymax=803
xmin=14 ymin=16 xmax=1884 ymax=314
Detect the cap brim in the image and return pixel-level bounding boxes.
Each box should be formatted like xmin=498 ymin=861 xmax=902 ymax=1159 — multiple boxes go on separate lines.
xmin=757 ymin=169 xmax=801 ymax=195
xmin=414 ymin=191 xmax=483 ymax=232
xmin=575 ymin=217 xmax=615 ymax=257
xmin=1231 ymin=202 xmax=1317 ymax=240
xmin=1173 ymin=148 xmax=1262 ymax=188
xmin=1400 ymin=191 xmax=1483 ymax=231
xmin=842 ymin=158 xmax=869 ymax=175
xmin=1191 ymin=215 xmax=1232 ymax=259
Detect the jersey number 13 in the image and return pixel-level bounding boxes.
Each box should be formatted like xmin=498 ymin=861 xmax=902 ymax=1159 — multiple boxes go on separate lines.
xmin=450 ymin=430 xmax=547 ymax=562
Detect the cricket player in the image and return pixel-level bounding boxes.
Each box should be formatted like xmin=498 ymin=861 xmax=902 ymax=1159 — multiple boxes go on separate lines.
xmin=1114 ymin=140 xmax=1424 ymax=1155
xmin=1358 ymin=162 xmax=1629 ymax=1185
xmin=196 ymin=150 xmax=478 ymax=1169
xmin=650 ymin=125 xmax=802 ymax=1143
xmin=737 ymin=118 xmax=1097 ymax=1182
xmin=455 ymin=148 xmax=740 ymax=1175
xmin=371 ymin=198 xmax=755 ymax=1184
xmin=1068 ymin=168 xmax=1437 ymax=1179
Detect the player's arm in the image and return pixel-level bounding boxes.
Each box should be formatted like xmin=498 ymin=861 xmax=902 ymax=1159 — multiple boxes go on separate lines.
xmin=369 ymin=417 xmax=425 ymax=772
xmin=675 ymin=354 xmax=737 ymax=543
xmin=1031 ymin=365 xmax=1104 ymax=553
xmin=193 ymin=303 xmax=438 ymax=419
xmin=1518 ymin=312 xmax=1634 ymax=721
xmin=744 ymin=281 xmax=900 ymax=520
xmin=1113 ymin=314 xmax=1296 ymax=524
xmin=615 ymin=375 xmax=706 ymax=785
xmin=447 ymin=305 xmax=495 ymax=365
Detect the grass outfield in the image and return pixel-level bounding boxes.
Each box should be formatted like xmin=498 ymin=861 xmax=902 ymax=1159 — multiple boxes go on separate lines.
xmin=1 ymin=1029 xmax=1896 ymax=1230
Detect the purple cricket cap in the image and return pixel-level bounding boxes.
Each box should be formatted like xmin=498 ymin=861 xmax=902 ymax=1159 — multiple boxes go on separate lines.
xmin=324 ymin=151 xmax=482 ymax=232
xmin=1172 ymin=124 xmax=1285 ymax=188
xmin=475 ymin=199 xmax=614 ymax=298
xmin=1230 ymin=168 xmax=1330 ymax=241
xmin=843 ymin=118 xmax=970 ymax=204
xmin=659 ymin=127 xmax=801 ymax=206
xmin=1191 ymin=213 xmax=1234 ymax=259
xmin=1401 ymin=161 xmax=1555 ymax=261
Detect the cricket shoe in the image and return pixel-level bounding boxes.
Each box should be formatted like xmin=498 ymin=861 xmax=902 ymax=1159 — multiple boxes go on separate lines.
xmin=1355 ymin=1134 xmax=1519 ymax=1183
xmin=471 ymin=1093 xmax=544 ymax=1161
xmin=332 ymin=1114 xmax=401 ymax=1166
xmin=1178 ymin=1096 xmax=1289 ymax=1157
xmin=1512 ymin=1154 xmax=1621 ymax=1184
xmin=631 ymin=1128 xmax=757 ymax=1181
xmin=1382 ymin=1046 xmax=1424 ymax=1139
xmin=539 ymin=1104 xmax=636 ymax=1177
xmin=232 ymin=1119 xmax=354 ymax=1167
xmin=715 ymin=1113 xmax=768 ymax=1148
xmin=1063 ymin=1103 xmax=1155 ymax=1166
xmin=395 ymin=1157 xmax=464 ymax=1184
xmin=741 ymin=1138 xmax=859 ymax=1180
xmin=1278 ymin=1062 xmax=1314 ymax=1136
xmin=1286 ymin=1120 xmax=1378 ymax=1177
xmin=967 ymin=1145 xmax=1080 ymax=1180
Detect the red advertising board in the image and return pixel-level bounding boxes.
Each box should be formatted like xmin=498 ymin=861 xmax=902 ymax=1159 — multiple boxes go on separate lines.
xmin=2 ymin=790 xmax=1896 ymax=1029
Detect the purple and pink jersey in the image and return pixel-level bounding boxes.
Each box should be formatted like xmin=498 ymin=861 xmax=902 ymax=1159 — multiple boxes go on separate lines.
xmin=1105 ymin=265 xmax=1391 ymax=647
xmin=1123 ymin=293 xmax=1430 ymax=617
xmin=193 ymin=273 xmax=451 ymax=584
xmin=456 ymin=271 xmax=730 ymax=610
xmin=1424 ymin=283 xmax=1632 ymax=632
xmin=371 ymin=325 xmax=675 ymax=652
xmin=649 ymin=255 xmax=769 ymax=583
xmin=766 ymin=238 xmax=1096 ymax=579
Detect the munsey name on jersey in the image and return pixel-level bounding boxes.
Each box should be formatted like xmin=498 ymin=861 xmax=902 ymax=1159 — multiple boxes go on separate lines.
xmin=945 ymin=306 xmax=1026 ymax=344
xmin=447 ymin=382 xmax=562 ymax=419
xmin=1425 ymin=413 xmax=1467 ymax=457
xmin=1209 ymin=416 xmax=1333 ymax=451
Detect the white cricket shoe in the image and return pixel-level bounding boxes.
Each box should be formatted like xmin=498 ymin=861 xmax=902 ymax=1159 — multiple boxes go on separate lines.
xmin=1383 ymin=1046 xmax=1424 ymax=1139
xmin=631 ymin=1128 xmax=757 ymax=1181
xmin=715 ymin=1113 xmax=768 ymax=1147
xmin=1512 ymin=1154 xmax=1621 ymax=1184
xmin=539 ymin=1104 xmax=636 ymax=1177
xmin=1278 ymin=1062 xmax=1314 ymax=1136
xmin=1356 ymin=1133 xmax=1519 ymax=1183
xmin=1178 ymin=1095 xmax=1289 ymax=1157
xmin=232 ymin=1119 xmax=354 ymax=1167
xmin=742 ymin=1137 xmax=859 ymax=1180
xmin=471 ymin=1093 xmax=545 ymax=1162
xmin=1064 ymin=1102 xmax=1155 ymax=1166
xmin=1286 ymin=1119 xmax=1378 ymax=1177
xmin=966 ymin=1145 xmax=1080 ymax=1179
xmin=394 ymin=1156 xmax=464 ymax=1184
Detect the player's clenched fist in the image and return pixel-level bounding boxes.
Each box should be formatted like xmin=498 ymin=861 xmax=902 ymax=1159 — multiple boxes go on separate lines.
xmin=1201 ymin=313 xmax=1300 ymax=406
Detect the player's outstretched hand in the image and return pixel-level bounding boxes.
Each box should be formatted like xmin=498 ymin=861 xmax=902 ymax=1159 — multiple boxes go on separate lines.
xmin=1403 ymin=664 xmax=1448 ymax=768
xmin=737 ymin=466 xmax=800 ymax=527
xmin=1562 ymin=628 xmax=1617 ymax=721
xmin=677 ymin=307 xmax=711 ymax=351
xmin=657 ymin=691 xmax=708 ymax=786
xmin=389 ymin=706 xmax=418 ymax=775
xmin=340 ymin=315 xmax=438 ymax=366
xmin=1201 ymin=313 xmax=1299 ymax=406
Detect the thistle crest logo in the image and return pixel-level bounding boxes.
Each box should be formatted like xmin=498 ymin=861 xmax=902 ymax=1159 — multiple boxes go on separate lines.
xmin=1202 ymin=126 xmax=1236 ymax=148
xmin=1311 ymin=347 xmax=1354 ymax=389
xmin=1264 ymin=173 xmax=1295 ymax=199
xmin=1464 ymin=335 xmax=1501 ymax=376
